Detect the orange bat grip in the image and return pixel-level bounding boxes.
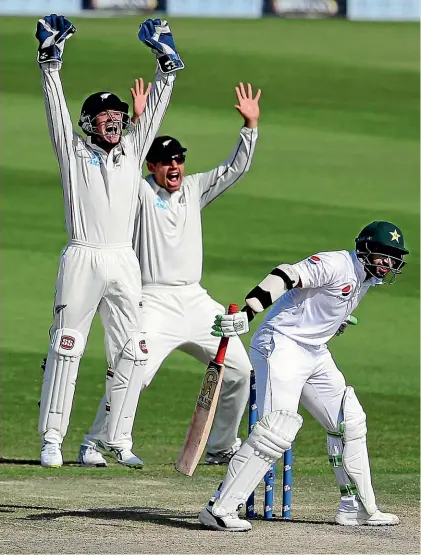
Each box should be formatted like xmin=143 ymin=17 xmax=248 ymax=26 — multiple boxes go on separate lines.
xmin=214 ymin=303 xmax=239 ymax=365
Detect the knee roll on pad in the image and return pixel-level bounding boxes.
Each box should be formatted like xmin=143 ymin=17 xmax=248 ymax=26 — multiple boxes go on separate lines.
xmin=120 ymin=332 xmax=148 ymax=366
xmin=52 ymin=328 xmax=85 ymax=357
xmin=342 ymin=386 xmax=367 ymax=441
xmin=39 ymin=328 xmax=85 ymax=437
xmin=248 ymin=409 xmax=303 ymax=460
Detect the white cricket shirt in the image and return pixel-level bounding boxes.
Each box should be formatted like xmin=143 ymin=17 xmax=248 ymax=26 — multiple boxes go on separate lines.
xmin=257 ymin=250 xmax=381 ymax=346
xmin=41 ymin=62 xmax=174 ymax=246
xmin=134 ymin=126 xmax=258 ymax=286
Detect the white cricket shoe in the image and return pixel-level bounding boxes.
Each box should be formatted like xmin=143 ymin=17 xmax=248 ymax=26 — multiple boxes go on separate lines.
xmin=97 ymin=442 xmax=144 ymax=469
xmin=205 ymin=438 xmax=242 ymax=465
xmin=199 ymin=504 xmax=251 ymax=532
xmin=335 ymin=499 xmax=399 ymax=526
xmin=40 ymin=441 xmax=63 ymax=468
xmin=77 ymin=445 xmax=107 ymax=467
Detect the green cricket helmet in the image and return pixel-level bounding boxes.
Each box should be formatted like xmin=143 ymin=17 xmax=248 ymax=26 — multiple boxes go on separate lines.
xmin=355 ymin=221 xmax=409 ymax=283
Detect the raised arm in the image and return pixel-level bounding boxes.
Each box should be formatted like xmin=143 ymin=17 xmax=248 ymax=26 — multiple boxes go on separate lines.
xmin=36 ymin=15 xmax=76 ymax=164
xmin=196 ymin=83 xmax=260 ymax=209
xmin=128 ymin=69 xmax=176 ymax=164
xmin=212 ymin=253 xmax=339 ymax=337
xmin=127 ymin=18 xmax=184 ymax=165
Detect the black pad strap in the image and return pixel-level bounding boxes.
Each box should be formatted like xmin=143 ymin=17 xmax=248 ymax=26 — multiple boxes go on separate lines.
xmin=245 ymin=286 xmax=272 ymax=310
xmin=270 ymin=267 xmax=294 ymax=290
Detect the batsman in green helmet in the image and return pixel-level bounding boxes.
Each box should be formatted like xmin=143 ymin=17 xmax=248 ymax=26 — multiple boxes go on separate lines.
xmin=199 ymin=220 xmax=408 ymax=532
xmin=355 ymin=221 xmax=408 ymax=284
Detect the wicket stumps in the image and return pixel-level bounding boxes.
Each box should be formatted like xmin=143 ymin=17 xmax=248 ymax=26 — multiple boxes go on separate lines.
xmin=246 ymin=370 xmax=293 ymax=520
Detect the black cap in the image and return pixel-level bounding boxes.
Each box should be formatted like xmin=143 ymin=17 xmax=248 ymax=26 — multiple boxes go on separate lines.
xmin=79 ymin=92 xmax=129 ymax=122
xmin=146 ymin=135 xmax=187 ymax=163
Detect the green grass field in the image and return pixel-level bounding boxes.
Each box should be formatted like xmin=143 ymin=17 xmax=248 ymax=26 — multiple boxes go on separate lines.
xmin=0 ymin=16 xmax=419 ymax=552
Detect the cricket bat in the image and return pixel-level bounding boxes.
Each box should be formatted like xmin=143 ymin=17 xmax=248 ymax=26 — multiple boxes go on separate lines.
xmin=175 ymin=303 xmax=239 ymax=476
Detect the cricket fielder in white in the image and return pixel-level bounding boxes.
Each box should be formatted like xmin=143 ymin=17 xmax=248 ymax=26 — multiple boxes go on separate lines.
xmin=198 ymin=221 xmax=408 ymax=530
xmin=36 ymin=15 xmax=184 ymax=467
xmin=78 ymin=84 xmax=261 ymax=468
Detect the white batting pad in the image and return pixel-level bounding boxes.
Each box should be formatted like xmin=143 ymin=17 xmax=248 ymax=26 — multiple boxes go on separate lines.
xmin=212 ymin=410 xmax=303 ymax=517
xmin=39 ymin=328 xmax=85 ymax=438
xmin=107 ymin=333 xmax=148 ymax=443
xmin=342 ymin=386 xmax=378 ymax=515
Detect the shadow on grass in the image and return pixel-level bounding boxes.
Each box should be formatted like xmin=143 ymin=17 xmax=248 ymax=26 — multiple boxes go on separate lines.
xmin=24 ymin=506 xmax=204 ymax=530
xmin=20 ymin=505 xmax=336 ymax=529
xmin=0 ymin=458 xmax=80 ymax=466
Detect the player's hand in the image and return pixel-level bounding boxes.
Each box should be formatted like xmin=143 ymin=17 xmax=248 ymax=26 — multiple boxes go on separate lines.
xmin=130 ymin=78 xmax=152 ymax=124
xmin=335 ymin=315 xmax=358 ymax=337
xmin=36 ymin=14 xmax=76 ymax=65
xmin=235 ymin=83 xmax=261 ymax=129
xmin=211 ymin=313 xmax=250 ymax=338
xmin=138 ymin=18 xmax=184 ymax=74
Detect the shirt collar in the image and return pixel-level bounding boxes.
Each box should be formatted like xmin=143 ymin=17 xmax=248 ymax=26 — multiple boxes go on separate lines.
xmin=145 ymin=174 xmax=184 ymax=201
xmin=351 ymin=250 xmax=367 ymax=282
xmin=146 ymin=174 xmax=163 ymax=195
xmin=86 ymin=135 xmax=126 ymax=157
xmin=350 ymin=250 xmax=382 ymax=286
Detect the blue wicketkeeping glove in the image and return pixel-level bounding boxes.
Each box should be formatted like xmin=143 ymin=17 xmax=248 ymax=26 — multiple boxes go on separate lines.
xmin=36 ymin=14 xmax=76 ymax=65
xmin=138 ymin=18 xmax=184 ymax=74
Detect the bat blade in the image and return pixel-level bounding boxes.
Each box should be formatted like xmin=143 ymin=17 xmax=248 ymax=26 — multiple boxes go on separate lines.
xmin=175 ymin=359 xmax=225 ymax=476
xmin=175 ymin=303 xmax=239 ymax=476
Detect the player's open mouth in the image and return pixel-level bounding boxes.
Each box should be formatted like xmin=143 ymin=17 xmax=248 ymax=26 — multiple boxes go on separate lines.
xmin=105 ymin=123 xmax=119 ymax=135
xmin=167 ymin=171 xmax=180 ymax=184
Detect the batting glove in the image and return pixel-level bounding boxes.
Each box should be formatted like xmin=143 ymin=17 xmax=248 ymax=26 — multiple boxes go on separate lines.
xmin=36 ymin=14 xmax=76 ymax=65
xmin=138 ymin=18 xmax=184 ymax=74
xmin=335 ymin=314 xmax=358 ymax=337
xmin=211 ymin=313 xmax=249 ymax=338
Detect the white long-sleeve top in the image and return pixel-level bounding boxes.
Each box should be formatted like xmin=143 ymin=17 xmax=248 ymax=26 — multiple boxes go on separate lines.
xmin=41 ymin=62 xmax=174 ymax=246
xmin=255 ymin=250 xmax=381 ymax=347
xmin=133 ymin=126 xmax=258 ymax=286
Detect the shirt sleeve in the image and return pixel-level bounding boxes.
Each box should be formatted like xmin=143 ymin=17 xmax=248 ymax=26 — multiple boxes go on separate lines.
xmin=293 ymin=252 xmax=340 ymax=289
xmin=125 ymin=67 xmax=175 ymax=165
xmin=191 ymin=126 xmax=258 ymax=209
xmin=132 ymin=182 xmax=144 ymax=259
xmin=40 ymin=62 xmax=75 ymax=166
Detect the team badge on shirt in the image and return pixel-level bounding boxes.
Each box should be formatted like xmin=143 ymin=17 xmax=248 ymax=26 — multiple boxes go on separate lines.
xmin=309 ymin=255 xmax=321 ymax=264
xmin=341 ymin=285 xmax=352 ymax=297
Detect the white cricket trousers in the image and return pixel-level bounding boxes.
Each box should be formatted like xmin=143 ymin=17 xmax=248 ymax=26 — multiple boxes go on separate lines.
xmin=249 ymin=328 xmax=346 ymax=432
xmin=39 ymin=241 xmax=144 ymax=443
xmin=84 ymin=282 xmax=251 ymax=453
xmin=250 ymin=328 xmax=380 ymax=507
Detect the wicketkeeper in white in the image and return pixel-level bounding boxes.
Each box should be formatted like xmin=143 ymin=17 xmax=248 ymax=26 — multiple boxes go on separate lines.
xmin=199 ymin=220 xmax=408 ymax=530
xmin=36 ymin=14 xmax=184 ymax=467
xmin=78 ymin=84 xmax=261 ymax=468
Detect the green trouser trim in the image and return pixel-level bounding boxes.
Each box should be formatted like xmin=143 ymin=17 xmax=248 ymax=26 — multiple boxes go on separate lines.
xmin=340 ymin=484 xmax=358 ymax=496
xmin=329 ymin=454 xmax=343 ymax=467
